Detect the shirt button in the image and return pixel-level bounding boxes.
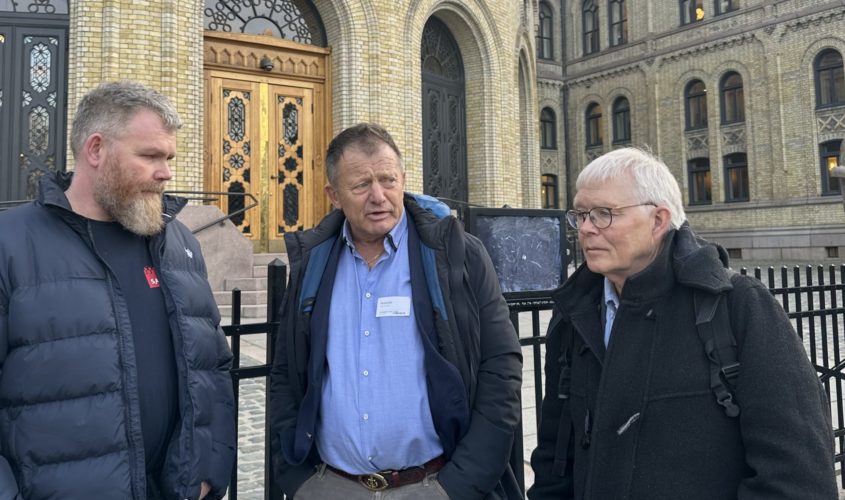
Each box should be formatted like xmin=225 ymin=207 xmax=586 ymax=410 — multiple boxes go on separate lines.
xmin=363 ymin=370 xmax=369 ymax=376
xmin=364 ymin=330 xmax=370 ymax=336
xmin=365 ymin=292 xmax=372 ymax=299
xmin=363 ymin=413 xmax=369 ymax=421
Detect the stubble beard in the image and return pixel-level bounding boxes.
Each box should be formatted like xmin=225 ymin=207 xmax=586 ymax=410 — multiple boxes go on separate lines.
xmin=94 ymin=157 xmax=166 ymax=236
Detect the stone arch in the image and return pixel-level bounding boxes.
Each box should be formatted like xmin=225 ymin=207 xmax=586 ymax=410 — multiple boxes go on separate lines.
xmin=403 ymin=0 xmax=504 ymax=205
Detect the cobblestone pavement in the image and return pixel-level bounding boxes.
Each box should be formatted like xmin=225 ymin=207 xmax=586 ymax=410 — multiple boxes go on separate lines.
xmin=223 ymin=264 xmax=845 ymax=498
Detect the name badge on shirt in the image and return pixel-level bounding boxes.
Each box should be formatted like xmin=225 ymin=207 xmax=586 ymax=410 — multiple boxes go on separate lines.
xmin=376 ymin=296 xmax=411 ymax=317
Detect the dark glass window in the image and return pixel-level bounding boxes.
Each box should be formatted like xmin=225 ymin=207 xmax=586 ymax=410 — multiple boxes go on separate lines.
xmin=583 ymin=0 xmax=599 ymax=55
xmin=820 ymin=140 xmax=842 ymax=195
xmin=685 ymin=79 xmax=708 ymax=130
xmin=541 ymin=174 xmax=559 ymax=209
xmin=680 ymin=0 xmax=704 ymax=25
xmin=720 ymin=72 xmax=745 ymax=124
xmin=715 ymin=0 xmax=737 ymax=15
xmin=541 ymin=108 xmax=557 ymax=150
xmin=815 ymin=49 xmax=845 ymax=108
xmin=612 ymin=97 xmax=631 ymax=144
xmin=688 ymin=158 xmax=712 ymax=205
xmin=609 ymin=0 xmax=627 ymax=47
xmin=586 ymin=102 xmax=603 ymax=147
xmin=723 ymin=153 xmax=749 ymax=202
xmin=537 ymin=2 xmax=554 ymax=60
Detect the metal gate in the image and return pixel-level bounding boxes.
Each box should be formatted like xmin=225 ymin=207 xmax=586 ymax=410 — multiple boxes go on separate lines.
xmin=0 ymin=2 xmax=68 ymax=202
xmin=421 ymin=17 xmax=467 ymax=206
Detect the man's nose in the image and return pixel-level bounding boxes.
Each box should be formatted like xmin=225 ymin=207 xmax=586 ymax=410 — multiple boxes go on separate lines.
xmin=156 ymin=161 xmax=173 ymax=181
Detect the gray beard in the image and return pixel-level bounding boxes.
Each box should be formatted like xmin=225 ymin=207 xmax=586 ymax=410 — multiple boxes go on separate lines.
xmin=94 ymin=177 xmax=165 ymax=236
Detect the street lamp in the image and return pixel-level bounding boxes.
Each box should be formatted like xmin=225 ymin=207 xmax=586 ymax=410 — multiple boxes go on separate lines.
xmin=834 ymin=151 xmax=845 ymax=212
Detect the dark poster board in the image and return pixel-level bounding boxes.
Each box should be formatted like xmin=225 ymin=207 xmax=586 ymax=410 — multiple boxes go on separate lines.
xmin=465 ymin=208 xmax=568 ymax=299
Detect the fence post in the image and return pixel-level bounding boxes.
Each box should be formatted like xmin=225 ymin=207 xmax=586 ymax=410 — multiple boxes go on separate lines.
xmin=265 ymin=259 xmax=287 ymax=500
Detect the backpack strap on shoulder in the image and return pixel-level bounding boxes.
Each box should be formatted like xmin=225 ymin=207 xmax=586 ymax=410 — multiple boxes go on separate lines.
xmin=694 ymin=289 xmax=741 ymax=418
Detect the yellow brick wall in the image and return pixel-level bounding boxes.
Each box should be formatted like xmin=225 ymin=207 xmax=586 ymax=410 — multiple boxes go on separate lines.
xmin=67 ymin=0 xmax=537 ymax=206
xmin=67 ymin=0 xmax=203 ymax=192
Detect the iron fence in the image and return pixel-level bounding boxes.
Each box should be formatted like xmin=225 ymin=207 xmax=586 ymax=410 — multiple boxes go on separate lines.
xmin=223 ymin=262 xmax=845 ymax=498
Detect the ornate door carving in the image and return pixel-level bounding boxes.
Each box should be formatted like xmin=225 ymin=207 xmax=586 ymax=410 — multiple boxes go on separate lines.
xmin=421 ymin=17 xmax=467 ymax=205
xmin=0 ymin=2 xmax=68 ymax=202
xmin=204 ymin=31 xmax=329 ymax=251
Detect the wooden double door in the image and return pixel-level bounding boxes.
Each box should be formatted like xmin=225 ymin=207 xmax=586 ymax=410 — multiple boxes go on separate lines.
xmin=204 ymin=32 xmax=330 ymax=252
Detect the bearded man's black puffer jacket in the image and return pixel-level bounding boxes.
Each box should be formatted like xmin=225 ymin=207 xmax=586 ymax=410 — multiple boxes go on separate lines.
xmin=0 ymin=172 xmax=236 ymax=500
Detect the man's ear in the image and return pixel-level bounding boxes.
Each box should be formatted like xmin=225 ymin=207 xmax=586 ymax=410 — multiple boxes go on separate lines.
xmin=81 ymin=133 xmax=107 ymax=168
xmin=325 ymin=183 xmax=342 ymax=209
xmin=653 ymin=206 xmax=673 ymax=239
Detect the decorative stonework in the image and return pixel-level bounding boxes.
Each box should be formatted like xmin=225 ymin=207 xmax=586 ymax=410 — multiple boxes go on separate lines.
xmin=585 ymin=145 xmax=603 ymax=162
xmin=782 ymin=7 xmax=845 ymax=37
xmin=567 ymin=63 xmax=642 ymax=89
xmin=721 ymin=123 xmax=746 ymax=151
xmin=816 ymin=107 xmax=845 ymax=136
xmin=662 ymin=34 xmax=756 ymax=65
xmin=685 ymin=130 xmax=709 ymax=159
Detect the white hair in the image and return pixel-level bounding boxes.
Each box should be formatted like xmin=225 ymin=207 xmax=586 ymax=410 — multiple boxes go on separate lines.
xmin=576 ymin=147 xmax=686 ymax=229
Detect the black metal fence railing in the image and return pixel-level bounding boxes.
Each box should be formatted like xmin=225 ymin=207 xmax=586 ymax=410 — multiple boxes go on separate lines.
xmin=226 ymin=262 xmax=845 ymax=498
xmin=164 ymin=190 xmax=258 ymax=235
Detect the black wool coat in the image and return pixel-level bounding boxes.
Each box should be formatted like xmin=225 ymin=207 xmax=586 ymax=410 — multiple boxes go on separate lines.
xmin=528 ymin=224 xmax=837 ymax=500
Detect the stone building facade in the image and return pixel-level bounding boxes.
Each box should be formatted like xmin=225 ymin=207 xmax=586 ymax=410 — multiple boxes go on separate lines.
xmin=536 ymin=0 xmax=845 ymax=262
xmin=1 ymin=0 xmax=542 ymax=250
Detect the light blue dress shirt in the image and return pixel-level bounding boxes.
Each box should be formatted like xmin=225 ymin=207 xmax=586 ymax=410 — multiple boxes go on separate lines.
xmin=316 ymin=211 xmax=443 ymax=474
xmin=603 ymin=278 xmax=620 ymax=347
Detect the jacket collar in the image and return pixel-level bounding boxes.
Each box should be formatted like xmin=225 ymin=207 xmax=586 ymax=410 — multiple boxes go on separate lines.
xmin=37 ymin=170 xmax=187 ymax=224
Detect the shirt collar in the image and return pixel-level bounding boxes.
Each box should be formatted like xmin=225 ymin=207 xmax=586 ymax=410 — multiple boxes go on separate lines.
xmin=341 ymin=209 xmax=408 ymax=256
xmin=603 ymin=277 xmax=620 ymax=309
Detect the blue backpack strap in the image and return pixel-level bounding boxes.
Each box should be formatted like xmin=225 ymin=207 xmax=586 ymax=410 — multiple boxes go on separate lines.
xmin=299 ymin=237 xmax=336 ymax=314
xmin=694 ymin=288 xmax=741 ymax=418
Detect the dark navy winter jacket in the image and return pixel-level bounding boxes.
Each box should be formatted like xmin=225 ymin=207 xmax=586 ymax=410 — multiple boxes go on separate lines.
xmin=269 ymin=194 xmax=524 ymax=500
xmin=0 ymin=173 xmax=236 ymax=499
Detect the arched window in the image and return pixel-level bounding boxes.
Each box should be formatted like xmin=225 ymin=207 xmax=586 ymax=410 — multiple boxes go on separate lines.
xmin=815 ymin=49 xmax=845 ymax=108
xmin=541 ymin=174 xmax=559 ymax=209
xmin=724 ymin=153 xmax=748 ymax=202
xmin=586 ymin=102 xmax=603 ymax=147
xmin=820 ymin=140 xmax=842 ymax=195
xmin=715 ymin=0 xmax=737 ymax=15
xmin=612 ymin=97 xmax=631 ymax=144
xmin=685 ymin=79 xmax=708 ymax=130
xmin=583 ymin=0 xmax=599 ymax=56
xmin=609 ymin=0 xmax=627 ymax=47
xmin=540 ymin=107 xmax=557 ymax=150
xmin=204 ymin=0 xmax=327 ymax=46
xmin=537 ymin=2 xmax=554 ymax=60
xmin=680 ymin=0 xmax=704 ymax=25
xmin=720 ymin=72 xmax=745 ymax=124
xmin=688 ymin=158 xmax=712 ymax=205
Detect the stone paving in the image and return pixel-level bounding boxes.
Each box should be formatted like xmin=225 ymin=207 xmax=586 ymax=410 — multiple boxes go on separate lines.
xmin=222 ymin=264 xmax=845 ymax=498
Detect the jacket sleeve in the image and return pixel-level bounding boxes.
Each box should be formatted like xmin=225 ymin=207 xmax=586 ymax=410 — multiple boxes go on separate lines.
xmin=731 ymin=276 xmax=838 ymax=499
xmin=268 ymin=265 xmax=316 ymax=496
xmin=527 ymin=313 xmax=574 ymax=500
xmin=0 ymin=294 xmax=22 ymax=499
xmin=436 ymin=238 xmax=523 ymax=500
xmin=205 ymin=324 xmax=236 ymax=500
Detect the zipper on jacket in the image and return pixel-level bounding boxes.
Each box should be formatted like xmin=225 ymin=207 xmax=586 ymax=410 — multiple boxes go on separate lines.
xmin=87 ymin=221 xmax=147 ymax=500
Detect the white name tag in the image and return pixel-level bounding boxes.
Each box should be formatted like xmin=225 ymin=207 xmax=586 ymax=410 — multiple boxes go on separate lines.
xmin=376 ymin=296 xmax=411 ymax=317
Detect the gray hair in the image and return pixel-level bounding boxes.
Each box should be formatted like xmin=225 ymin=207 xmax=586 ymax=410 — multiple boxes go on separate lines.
xmin=70 ymin=81 xmax=182 ymax=155
xmin=325 ymin=123 xmax=404 ymax=185
xmin=576 ymin=147 xmax=686 ymax=229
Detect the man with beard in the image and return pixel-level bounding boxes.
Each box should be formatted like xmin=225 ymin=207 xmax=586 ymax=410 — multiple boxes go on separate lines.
xmin=0 ymin=81 xmax=236 ymax=500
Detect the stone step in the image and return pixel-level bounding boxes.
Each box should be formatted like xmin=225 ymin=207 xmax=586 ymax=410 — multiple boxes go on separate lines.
xmin=253 ymin=253 xmax=287 ymax=266
xmin=225 ymin=277 xmax=267 ymax=291
xmin=218 ymin=304 xmax=267 ymax=319
xmin=214 ymin=289 xmax=267 ymax=306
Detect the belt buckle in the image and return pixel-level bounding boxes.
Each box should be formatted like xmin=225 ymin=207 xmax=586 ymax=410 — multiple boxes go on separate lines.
xmin=359 ymin=472 xmax=389 ymax=491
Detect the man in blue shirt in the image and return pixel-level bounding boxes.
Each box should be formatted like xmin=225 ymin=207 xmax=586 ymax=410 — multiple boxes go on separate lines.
xmin=270 ymin=123 xmax=523 ymax=499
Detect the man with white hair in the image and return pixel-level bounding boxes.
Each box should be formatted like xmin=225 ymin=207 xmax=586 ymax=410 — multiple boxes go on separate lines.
xmin=528 ymin=147 xmax=836 ymax=499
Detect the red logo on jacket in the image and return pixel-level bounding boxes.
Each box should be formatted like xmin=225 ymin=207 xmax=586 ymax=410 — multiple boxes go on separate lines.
xmin=144 ymin=266 xmax=160 ymax=288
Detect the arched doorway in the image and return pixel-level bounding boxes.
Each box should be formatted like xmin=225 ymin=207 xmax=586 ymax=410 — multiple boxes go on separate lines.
xmin=203 ymin=0 xmax=331 ymax=252
xmin=0 ymin=0 xmax=69 ymax=202
xmin=421 ymin=17 xmax=467 ymax=207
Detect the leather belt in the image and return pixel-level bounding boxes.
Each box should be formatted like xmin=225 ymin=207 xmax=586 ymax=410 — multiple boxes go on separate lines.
xmin=326 ymin=455 xmax=446 ymax=491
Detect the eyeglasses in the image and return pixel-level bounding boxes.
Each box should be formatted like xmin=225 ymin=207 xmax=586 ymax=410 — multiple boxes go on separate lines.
xmin=565 ymin=203 xmax=657 ymax=230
